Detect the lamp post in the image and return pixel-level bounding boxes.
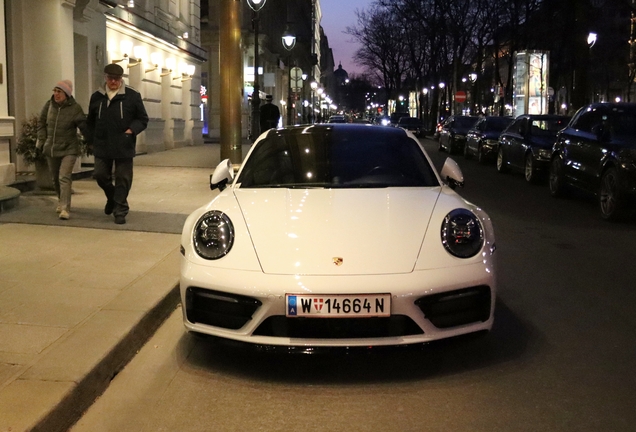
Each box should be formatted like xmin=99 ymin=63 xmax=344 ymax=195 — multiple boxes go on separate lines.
xmin=310 ymin=81 xmax=318 ymax=123
xmin=422 ymin=88 xmax=429 ymax=132
xmin=438 ymin=82 xmax=446 ymax=124
xmin=282 ymin=24 xmax=296 ymax=126
xmin=246 ymin=0 xmax=267 ymax=141
xmin=468 ymin=72 xmax=477 ymax=114
xmin=301 ymin=73 xmax=308 ymax=122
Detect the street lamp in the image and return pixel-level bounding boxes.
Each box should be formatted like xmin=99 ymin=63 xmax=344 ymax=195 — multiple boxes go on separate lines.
xmin=468 ymin=72 xmax=477 ymax=114
xmin=301 ymin=73 xmax=308 ymax=122
xmin=282 ymin=24 xmax=296 ymax=126
xmin=422 ymin=88 xmax=429 ymax=131
xmin=438 ymin=82 xmax=446 ymax=124
xmin=246 ymin=0 xmax=267 ymax=141
xmin=310 ymin=81 xmax=318 ymax=123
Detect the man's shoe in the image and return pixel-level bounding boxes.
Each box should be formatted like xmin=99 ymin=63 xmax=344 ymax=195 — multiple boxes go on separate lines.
xmin=59 ymin=210 xmax=70 ymax=220
xmin=104 ymin=200 xmax=115 ymax=215
xmin=114 ymin=215 xmax=126 ymax=225
xmin=56 ymin=205 xmax=62 ymax=214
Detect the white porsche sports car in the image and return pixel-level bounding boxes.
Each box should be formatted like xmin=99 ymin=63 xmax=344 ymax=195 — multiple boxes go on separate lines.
xmin=180 ymin=124 xmax=496 ymax=348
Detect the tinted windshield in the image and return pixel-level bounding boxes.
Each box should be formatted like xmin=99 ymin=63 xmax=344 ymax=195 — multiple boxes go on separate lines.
xmin=485 ymin=117 xmax=512 ymax=131
xmin=237 ymin=125 xmax=439 ymax=188
xmin=455 ymin=117 xmax=478 ymax=128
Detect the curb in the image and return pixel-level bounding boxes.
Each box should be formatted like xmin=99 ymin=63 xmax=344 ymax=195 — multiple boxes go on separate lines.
xmin=31 ymin=285 xmax=180 ymax=432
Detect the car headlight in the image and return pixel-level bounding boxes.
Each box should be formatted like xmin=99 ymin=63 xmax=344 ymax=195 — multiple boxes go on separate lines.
xmin=441 ymin=209 xmax=484 ymax=258
xmin=193 ymin=211 xmax=235 ymax=260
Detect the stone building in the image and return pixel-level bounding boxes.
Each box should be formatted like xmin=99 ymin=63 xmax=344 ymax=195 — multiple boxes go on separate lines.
xmin=200 ymin=0 xmax=326 ymax=140
xmin=1 ymin=0 xmax=206 ymax=186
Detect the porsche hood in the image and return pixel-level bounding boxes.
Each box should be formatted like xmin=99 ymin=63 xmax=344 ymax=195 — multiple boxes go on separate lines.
xmin=234 ymin=188 xmax=444 ymax=276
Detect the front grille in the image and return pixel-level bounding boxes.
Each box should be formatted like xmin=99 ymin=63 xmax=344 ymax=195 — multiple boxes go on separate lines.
xmin=415 ymin=285 xmax=491 ymax=329
xmin=253 ymin=315 xmax=423 ymax=339
xmin=185 ymin=287 xmax=262 ymax=330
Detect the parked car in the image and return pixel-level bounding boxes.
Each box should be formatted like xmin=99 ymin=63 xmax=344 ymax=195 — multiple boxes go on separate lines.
xmin=389 ymin=111 xmax=410 ymax=127
xmin=496 ymin=114 xmax=570 ymax=183
xmin=397 ymin=116 xmax=424 ymax=137
xmin=328 ymin=115 xmax=347 ymax=123
xmin=464 ymin=116 xmax=514 ymax=163
xmin=438 ymin=115 xmax=479 ymax=154
xmin=180 ymin=124 xmax=497 ymax=349
xmin=550 ymin=102 xmax=636 ymax=220
xmin=353 ymin=118 xmax=372 ymax=124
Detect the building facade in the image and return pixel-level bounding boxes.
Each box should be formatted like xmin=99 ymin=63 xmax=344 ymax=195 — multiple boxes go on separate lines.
xmin=1 ymin=0 xmax=206 ymax=186
xmin=200 ymin=0 xmax=326 ymax=140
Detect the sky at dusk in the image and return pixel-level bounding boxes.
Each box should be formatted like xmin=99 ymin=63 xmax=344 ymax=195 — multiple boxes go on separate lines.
xmin=319 ymin=0 xmax=374 ymax=76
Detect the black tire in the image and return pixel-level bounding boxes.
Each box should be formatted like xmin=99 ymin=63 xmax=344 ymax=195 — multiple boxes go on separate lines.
xmin=448 ymin=138 xmax=456 ymax=155
xmin=599 ymin=167 xmax=625 ymax=221
xmin=496 ymin=147 xmax=509 ymax=173
xmin=524 ymin=152 xmax=539 ymax=183
xmin=549 ymin=156 xmax=567 ymax=197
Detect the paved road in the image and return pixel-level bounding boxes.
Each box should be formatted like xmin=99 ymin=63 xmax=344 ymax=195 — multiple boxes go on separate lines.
xmin=71 ymin=137 xmax=636 ymax=432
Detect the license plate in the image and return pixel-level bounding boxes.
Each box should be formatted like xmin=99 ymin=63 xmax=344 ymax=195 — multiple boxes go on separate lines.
xmin=286 ymin=294 xmax=391 ymax=318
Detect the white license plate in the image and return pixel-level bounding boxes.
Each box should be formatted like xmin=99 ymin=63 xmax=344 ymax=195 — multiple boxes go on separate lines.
xmin=286 ymin=294 xmax=391 ymax=318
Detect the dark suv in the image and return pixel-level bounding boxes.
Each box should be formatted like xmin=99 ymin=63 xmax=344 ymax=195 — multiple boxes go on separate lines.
xmin=497 ymin=114 xmax=569 ymax=183
xmin=550 ymin=103 xmax=636 ymax=220
xmin=397 ymin=116 xmax=424 ymax=137
xmin=438 ymin=115 xmax=478 ymax=154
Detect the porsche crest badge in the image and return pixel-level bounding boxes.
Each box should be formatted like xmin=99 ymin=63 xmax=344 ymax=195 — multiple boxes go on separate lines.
xmin=332 ymin=257 xmax=343 ymax=266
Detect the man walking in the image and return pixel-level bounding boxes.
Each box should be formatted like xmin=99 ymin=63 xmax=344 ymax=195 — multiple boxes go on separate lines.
xmin=259 ymin=94 xmax=281 ymax=133
xmin=86 ymin=63 xmax=148 ymax=224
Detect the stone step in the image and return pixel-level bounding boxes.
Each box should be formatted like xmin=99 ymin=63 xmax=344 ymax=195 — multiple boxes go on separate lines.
xmin=0 ymin=168 xmax=94 ymax=214
xmin=0 ymin=186 xmax=20 ymax=213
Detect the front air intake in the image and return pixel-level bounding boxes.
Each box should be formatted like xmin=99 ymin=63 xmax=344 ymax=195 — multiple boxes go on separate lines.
xmin=415 ymin=286 xmax=491 ymax=328
xmin=185 ymin=287 xmax=262 ymax=330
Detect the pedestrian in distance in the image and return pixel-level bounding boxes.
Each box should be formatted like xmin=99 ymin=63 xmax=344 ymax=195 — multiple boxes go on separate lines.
xmin=259 ymin=94 xmax=281 ymax=133
xmin=36 ymin=79 xmax=88 ymax=220
xmin=86 ymin=63 xmax=149 ymax=225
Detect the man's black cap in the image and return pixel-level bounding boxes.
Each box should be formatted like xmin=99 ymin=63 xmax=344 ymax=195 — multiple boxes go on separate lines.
xmin=104 ymin=63 xmax=124 ymax=76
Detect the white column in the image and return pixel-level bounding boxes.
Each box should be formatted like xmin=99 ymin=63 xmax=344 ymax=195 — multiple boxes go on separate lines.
xmin=0 ymin=0 xmax=15 ymax=185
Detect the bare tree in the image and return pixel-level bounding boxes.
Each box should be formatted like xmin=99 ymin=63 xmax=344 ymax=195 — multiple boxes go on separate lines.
xmin=346 ymin=3 xmax=409 ymax=105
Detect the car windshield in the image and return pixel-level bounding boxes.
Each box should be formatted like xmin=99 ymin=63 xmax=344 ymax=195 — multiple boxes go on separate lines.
xmin=485 ymin=117 xmax=512 ymax=131
xmin=236 ymin=125 xmax=439 ymax=188
xmin=455 ymin=117 xmax=478 ymax=128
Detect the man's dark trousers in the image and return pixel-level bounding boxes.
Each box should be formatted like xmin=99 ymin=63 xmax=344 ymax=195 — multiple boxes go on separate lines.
xmin=94 ymin=157 xmax=133 ymax=218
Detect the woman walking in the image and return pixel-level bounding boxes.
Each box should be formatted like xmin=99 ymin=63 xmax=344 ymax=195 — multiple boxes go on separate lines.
xmin=36 ymin=80 xmax=88 ymax=220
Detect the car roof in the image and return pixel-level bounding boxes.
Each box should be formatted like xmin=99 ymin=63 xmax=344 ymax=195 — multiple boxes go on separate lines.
xmin=515 ymin=114 xmax=569 ymax=120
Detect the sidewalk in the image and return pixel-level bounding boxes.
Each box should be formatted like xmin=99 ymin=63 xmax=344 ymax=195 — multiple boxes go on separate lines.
xmin=0 ymin=143 xmax=250 ymax=431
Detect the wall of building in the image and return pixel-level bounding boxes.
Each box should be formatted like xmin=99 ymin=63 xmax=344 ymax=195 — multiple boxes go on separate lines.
xmin=0 ymin=0 xmax=13 ymax=186
xmin=2 ymin=0 xmax=206 ymax=185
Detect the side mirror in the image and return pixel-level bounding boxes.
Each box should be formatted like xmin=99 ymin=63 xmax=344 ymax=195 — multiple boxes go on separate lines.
xmin=440 ymin=158 xmax=464 ymax=189
xmin=210 ymin=158 xmax=234 ymax=191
